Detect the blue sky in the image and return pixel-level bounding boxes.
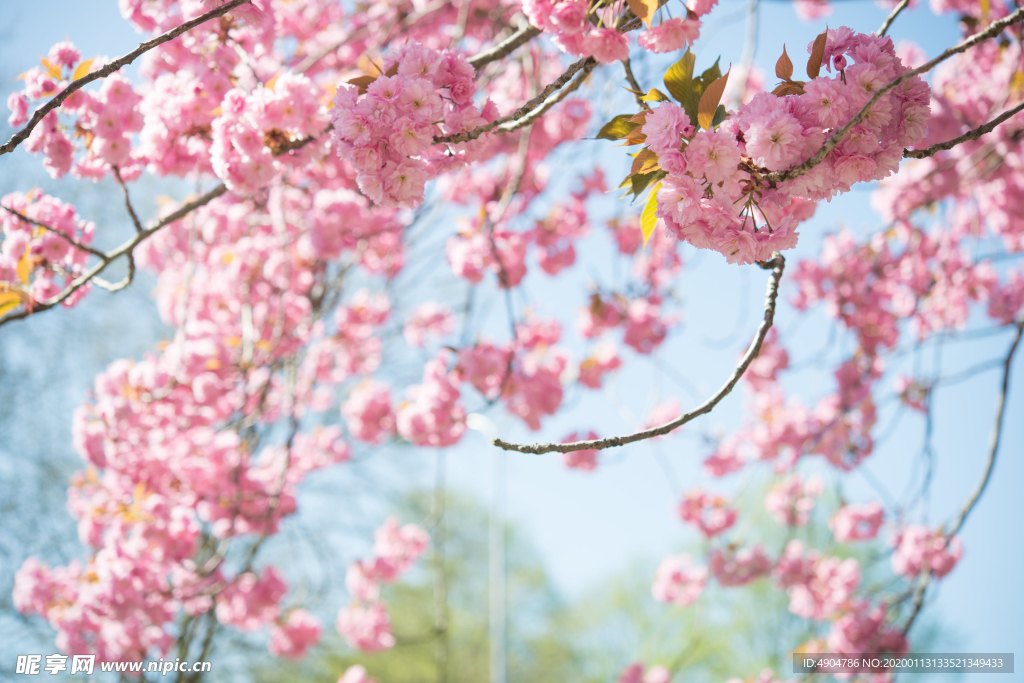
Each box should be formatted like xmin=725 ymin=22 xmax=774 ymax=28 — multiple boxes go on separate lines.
xmin=1 ymin=0 xmax=1021 ymax=678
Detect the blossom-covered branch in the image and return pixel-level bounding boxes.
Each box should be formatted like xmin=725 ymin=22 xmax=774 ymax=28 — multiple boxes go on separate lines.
xmin=0 ymin=184 xmax=226 ymax=326
xmin=492 ymin=253 xmax=785 ymax=454
xmin=433 ymin=56 xmax=595 ymax=145
xmin=0 ymin=0 xmax=251 ymax=157
xmin=904 ymin=101 xmax=1024 ymax=159
xmin=767 ymin=7 xmax=1024 ymax=184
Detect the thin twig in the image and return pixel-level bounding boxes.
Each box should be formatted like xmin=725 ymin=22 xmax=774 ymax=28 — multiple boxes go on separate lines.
xmin=0 ymin=205 xmax=107 ymax=260
xmin=112 ymin=166 xmax=144 ymax=233
xmin=493 ymin=253 xmax=786 ymax=453
xmin=904 ymin=100 xmax=1024 ymax=158
xmin=0 ymin=184 xmax=227 ymax=326
xmin=622 ymin=58 xmax=647 ymax=108
xmin=949 ymin=320 xmax=1024 ymax=536
xmin=0 ymin=0 xmax=250 ymax=157
xmin=767 ymin=7 xmax=1024 ymax=184
xmin=902 ymin=320 xmax=1024 ymax=636
xmin=876 ymin=0 xmax=911 ymax=37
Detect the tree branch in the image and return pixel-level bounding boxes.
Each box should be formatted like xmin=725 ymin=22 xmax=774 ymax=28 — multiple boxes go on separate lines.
xmin=0 ymin=184 xmax=227 ymax=327
xmin=493 ymin=253 xmax=786 ymax=453
xmin=621 ymin=58 xmax=647 ymax=109
xmin=112 ymin=166 xmax=144 ymax=233
xmin=901 ymin=320 xmax=1023 ymax=636
xmin=496 ymin=59 xmax=596 ymax=133
xmin=468 ymin=22 xmax=543 ymax=71
xmin=876 ymin=0 xmax=911 ymax=38
xmin=434 ymin=57 xmax=596 ymax=145
xmin=949 ymin=319 xmax=1023 ymax=536
xmin=767 ymin=7 xmax=1024 ymax=185
xmin=903 ymin=100 xmax=1024 ymax=158
xmin=0 ymin=0 xmax=251 ymax=157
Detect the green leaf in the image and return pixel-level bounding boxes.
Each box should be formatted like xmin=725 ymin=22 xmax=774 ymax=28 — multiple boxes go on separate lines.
xmin=711 ymin=104 xmax=728 ymax=128
xmin=596 ymin=114 xmax=639 ymax=141
xmin=663 ymin=51 xmax=696 ymax=106
xmin=630 ymin=170 xmax=666 ymax=200
xmin=640 ymin=182 xmax=661 ymax=247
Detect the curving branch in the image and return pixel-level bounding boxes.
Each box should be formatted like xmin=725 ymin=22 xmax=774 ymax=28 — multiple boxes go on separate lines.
xmin=468 ymin=22 xmax=543 ymax=71
xmin=902 ymin=319 xmax=1023 ymax=636
xmin=0 ymin=0 xmax=251 ymax=157
xmin=903 ymin=100 xmax=1024 ymax=158
xmin=439 ymin=1 xmax=660 ymax=145
xmin=493 ymin=253 xmax=786 ymax=454
xmin=767 ymin=7 xmax=1024 ymax=185
xmin=434 ymin=57 xmax=596 ymax=145
xmin=0 ymin=184 xmax=227 ymax=327
xmin=949 ymin=319 xmax=1024 ymax=537
xmin=497 ymin=59 xmax=596 ymax=133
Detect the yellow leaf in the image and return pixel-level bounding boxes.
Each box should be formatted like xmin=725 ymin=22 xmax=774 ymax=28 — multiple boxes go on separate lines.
xmin=697 ymin=70 xmax=730 ymax=130
xmin=40 ymin=57 xmax=62 ymax=80
xmin=640 ymin=182 xmax=661 ymax=247
xmin=265 ymin=73 xmax=280 ymax=92
xmin=210 ymin=106 xmax=223 ymax=116
xmin=71 ymin=58 xmax=95 ymax=82
xmin=627 ymin=0 xmax=660 ymax=27
xmin=0 ymin=291 xmax=22 ymax=318
xmin=16 ymin=248 xmax=32 ymax=284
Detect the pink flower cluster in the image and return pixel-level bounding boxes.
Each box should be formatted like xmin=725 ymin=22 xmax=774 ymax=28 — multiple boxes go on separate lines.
xmin=831 ymin=502 xmax=885 ymax=543
xmin=677 ymin=488 xmax=737 ymax=537
xmin=395 ymin=354 xmax=468 ymax=446
xmin=211 ymin=73 xmax=329 ymax=194
xmin=522 ymin=0 xmax=630 ymax=63
xmin=890 ymin=526 xmax=962 ymax=580
xmin=651 ymin=553 xmax=707 ymax=607
xmin=9 ymin=43 xmax=146 ymax=180
xmin=331 ymin=43 xmax=490 ymax=208
xmin=0 ymin=191 xmax=96 ymax=310
xmin=765 ymin=474 xmax=823 ymax=526
xmin=339 ymin=518 xmax=428 ymax=652
xmin=649 ymin=29 xmax=928 ymax=264
xmin=773 ymin=541 xmax=860 ymax=620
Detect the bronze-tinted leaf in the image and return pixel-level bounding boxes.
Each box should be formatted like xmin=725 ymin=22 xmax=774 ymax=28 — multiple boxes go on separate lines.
xmin=627 ymin=0 xmax=661 ymax=27
xmin=775 ymin=45 xmax=793 ymax=80
xmin=697 ymin=70 xmax=730 ymax=130
xmin=630 ymin=149 xmax=660 ymax=176
xmin=806 ymin=30 xmax=828 ymax=79
xmin=596 ymin=114 xmax=639 ymax=140
xmin=771 ymin=80 xmax=806 ymax=97
xmin=347 ymin=75 xmax=377 ymax=95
